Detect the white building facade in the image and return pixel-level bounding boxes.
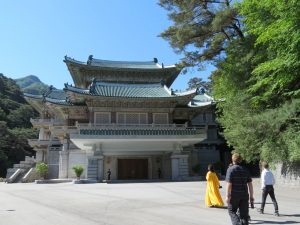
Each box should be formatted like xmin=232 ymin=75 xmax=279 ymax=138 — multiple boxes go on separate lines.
xmin=24 ymin=56 xmax=222 ymax=181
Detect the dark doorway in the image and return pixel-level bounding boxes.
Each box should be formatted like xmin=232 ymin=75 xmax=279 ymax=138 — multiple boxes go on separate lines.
xmin=118 ymin=159 xmax=148 ymax=179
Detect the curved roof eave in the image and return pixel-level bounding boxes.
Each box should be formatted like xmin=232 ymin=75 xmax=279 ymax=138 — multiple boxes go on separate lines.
xmin=64 ymin=56 xmax=178 ymax=72
xmin=64 ymin=83 xmax=197 ymax=100
xmin=23 ymin=93 xmax=44 ymax=100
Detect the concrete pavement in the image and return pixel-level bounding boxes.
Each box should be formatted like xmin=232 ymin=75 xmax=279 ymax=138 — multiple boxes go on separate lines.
xmin=0 ymin=178 xmax=299 ymax=225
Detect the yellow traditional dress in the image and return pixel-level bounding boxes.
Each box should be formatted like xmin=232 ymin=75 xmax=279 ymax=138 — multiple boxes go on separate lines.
xmin=205 ymin=171 xmax=224 ymax=207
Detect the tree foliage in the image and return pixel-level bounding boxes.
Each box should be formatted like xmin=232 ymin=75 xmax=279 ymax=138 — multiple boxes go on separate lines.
xmin=159 ymin=0 xmax=244 ymax=70
xmin=0 ymin=74 xmax=38 ymax=177
xmin=35 ymin=162 xmax=48 ymax=179
xmin=187 ymin=77 xmax=211 ymax=92
xmin=240 ymin=0 xmax=300 ymax=107
xmin=161 ymin=0 xmax=300 ymax=163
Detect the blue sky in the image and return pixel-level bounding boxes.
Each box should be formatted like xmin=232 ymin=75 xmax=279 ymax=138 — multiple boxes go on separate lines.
xmin=0 ymin=0 xmax=213 ymax=91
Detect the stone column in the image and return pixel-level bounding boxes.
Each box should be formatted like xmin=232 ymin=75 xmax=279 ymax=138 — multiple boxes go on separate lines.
xmin=36 ymin=149 xmax=44 ymax=162
xmin=97 ymin=156 xmax=104 ymax=181
xmin=59 ymin=143 xmax=69 ymax=179
xmin=38 ymin=127 xmax=44 ymax=140
xmin=59 ymin=151 xmax=69 ymax=178
xmin=171 ymin=154 xmax=189 ymax=181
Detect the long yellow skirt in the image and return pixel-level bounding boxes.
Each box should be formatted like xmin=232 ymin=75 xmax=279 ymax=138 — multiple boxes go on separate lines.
xmin=205 ymin=171 xmax=224 ymax=207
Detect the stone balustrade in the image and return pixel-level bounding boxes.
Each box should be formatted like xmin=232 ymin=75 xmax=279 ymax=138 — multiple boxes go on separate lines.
xmin=79 ymin=127 xmax=203 ymax=136
xmin=30 ymin=118 xmax=65 ymax=126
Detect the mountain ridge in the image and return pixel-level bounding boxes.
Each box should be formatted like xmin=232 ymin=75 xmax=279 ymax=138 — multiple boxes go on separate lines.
xmin=15 ymin=75 xmax=49 ymax=95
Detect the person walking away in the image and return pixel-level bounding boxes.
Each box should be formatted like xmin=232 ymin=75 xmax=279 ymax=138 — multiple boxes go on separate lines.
xmin=226 ymin=153 xmax=254 ymax=225
xmin=258 ymin=162 xmax=279 ymax=216
xmin=205 ymin=164 xmax=224 ymax=207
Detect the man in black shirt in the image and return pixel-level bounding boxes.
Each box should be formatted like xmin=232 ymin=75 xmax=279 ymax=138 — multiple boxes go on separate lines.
xmin=226 ymin=153 xmax=254 ymax=225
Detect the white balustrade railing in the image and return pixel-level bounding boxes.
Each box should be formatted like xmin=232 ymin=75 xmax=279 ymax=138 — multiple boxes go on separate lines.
xmin=76 ymin=122 xmax=189 ymax=130
xmin=30 ymin=118 xmax=65 ymax=126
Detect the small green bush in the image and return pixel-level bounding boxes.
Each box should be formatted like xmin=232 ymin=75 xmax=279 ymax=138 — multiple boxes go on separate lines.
xmin=72 ymin=165 xmax=84 ymax=180
xmin=35 ymin=162 xmax=48 ymax=179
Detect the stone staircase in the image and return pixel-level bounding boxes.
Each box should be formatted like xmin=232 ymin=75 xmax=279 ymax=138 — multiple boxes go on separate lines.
xmin=6 ymin=156 xmax=36 ymax=183
xmin=87 ymin=158 xmax=98 ymax=180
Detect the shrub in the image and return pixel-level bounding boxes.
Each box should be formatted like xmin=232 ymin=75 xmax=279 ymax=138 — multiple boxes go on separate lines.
xmin=35 ymin=162 xmax=48 ymax=179
xmin=72 ymin=165 xmax=84 ymax=180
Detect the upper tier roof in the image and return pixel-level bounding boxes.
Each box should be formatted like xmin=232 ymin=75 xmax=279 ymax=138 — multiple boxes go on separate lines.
xmin=64 ymin=55 xmax=181 ymax=88
xmin=64 ymin=82 xmax=199 ymax=99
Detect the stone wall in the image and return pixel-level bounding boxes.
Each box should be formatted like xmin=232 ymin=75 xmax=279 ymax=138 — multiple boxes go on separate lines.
xmin=273 ymin=162 xmax=300 ymax=187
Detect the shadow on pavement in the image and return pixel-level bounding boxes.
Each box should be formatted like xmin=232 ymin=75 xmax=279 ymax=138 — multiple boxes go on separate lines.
xmin=250 ymin=220 xmax=299 ymax=224
xmin=279 ymin=214 xmax=300 ymax=217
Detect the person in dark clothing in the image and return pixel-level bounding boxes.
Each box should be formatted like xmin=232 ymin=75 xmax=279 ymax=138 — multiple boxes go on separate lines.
xmin=259 ymin=162 xmax=279 ymax=216
xmin=158 ymin=168 xmax=162 ymax=179
xmin=226 ymin=153 xmax=254 ymax=225
xmin=107 ymin=169 xmax=111 ymax=181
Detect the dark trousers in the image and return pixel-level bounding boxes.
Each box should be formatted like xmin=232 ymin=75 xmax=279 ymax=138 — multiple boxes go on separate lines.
xmin=261 ymin=185 xmax=278 ymax=212
xmin=228 ymin=196 xmax=249 ymax=225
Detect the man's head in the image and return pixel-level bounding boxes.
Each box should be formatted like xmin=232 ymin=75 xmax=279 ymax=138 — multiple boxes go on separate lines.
xmin=262 ymin=161 xmax=269 ymax=169
xmin=232 ymin=153 xmax=242 ymax=164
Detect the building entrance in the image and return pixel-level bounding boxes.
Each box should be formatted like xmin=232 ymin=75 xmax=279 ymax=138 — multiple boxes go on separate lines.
xmin=118 ymin=159 xmax=148 ymax=179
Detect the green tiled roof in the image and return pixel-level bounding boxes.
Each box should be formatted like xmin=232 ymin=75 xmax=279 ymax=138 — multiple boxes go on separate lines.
xmin=45 ymin=97 xmax=73 ymax=106
xmin=65 ymin=55 xmax=175 ymax=70
xmin=65 ymin=82 xmax=174 ymax=98
xmin=93 ymin=82 xmax=171 ymax=98
xmin=189 ymin=93 xmax=214 ymax=107
xmin=45 ymin=88 xmax=67 ymax=100
xmin=89 ymin=59 xmax=161 ymax=69
xmin=193 ymin=94 xmax=212 ymax=102
xmin=23 ymin=93 xmax=43 ymax=100
xmin=24 ymin=87 xmax=70 ymax=105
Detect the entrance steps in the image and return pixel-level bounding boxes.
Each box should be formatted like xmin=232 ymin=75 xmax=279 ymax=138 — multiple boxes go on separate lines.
xmin=6 ymin=156 xmax=36 ymax=183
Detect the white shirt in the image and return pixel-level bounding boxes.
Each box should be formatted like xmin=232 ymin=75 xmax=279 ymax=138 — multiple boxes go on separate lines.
xmin=261 ymin=168 xmax=275 ymax=189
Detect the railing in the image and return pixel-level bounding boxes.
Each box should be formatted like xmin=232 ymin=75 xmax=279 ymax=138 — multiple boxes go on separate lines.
xmin=79 ymin=128 xmax=204 ymax=136
xmin=76 ymin=122 xmax=189 ymax=130
xmin=30 ymin=118 xmax=65 ymax=126
xmin=28 ymin=139 xmax=61 ymax=146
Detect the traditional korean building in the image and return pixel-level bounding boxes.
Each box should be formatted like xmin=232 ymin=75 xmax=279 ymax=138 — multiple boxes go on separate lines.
xmin=22 ymin=55 xmax=222 ymax=181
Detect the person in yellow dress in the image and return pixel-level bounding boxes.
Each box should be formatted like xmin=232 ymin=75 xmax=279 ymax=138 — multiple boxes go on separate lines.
xmin=205 ymin=164 xmax=224 ymax=207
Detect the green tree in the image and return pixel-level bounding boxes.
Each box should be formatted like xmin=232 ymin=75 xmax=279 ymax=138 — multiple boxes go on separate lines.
xmin=212 ymin=0 xmax=300 ymax=162
xmin=0 ymin=74 xmax=38 ymax=177
xmin=7 ymin=105 xmax=37 ymax=128
xmin=187 ymin=77 xmax=211 ymax=92
xmin=240 ymin=0 xmax=300 ymax=107
xmin=159 ymin=0 xmax=244 ymax=70
xmin=161 ymin=0 xmax=300 ymax=164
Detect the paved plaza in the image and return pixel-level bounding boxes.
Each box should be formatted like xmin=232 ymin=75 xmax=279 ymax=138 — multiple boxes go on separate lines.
xmin=0 ymin=179 xmax=299 ymax=225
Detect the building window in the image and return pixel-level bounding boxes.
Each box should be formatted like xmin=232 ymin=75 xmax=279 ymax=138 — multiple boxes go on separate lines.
xmin=117 ymin=113 xmax=148 ymax=124
xmin=153 ymin=113 xmax=168 ymax=124
xmin=94 ymin=112 xmax=111 ymax=124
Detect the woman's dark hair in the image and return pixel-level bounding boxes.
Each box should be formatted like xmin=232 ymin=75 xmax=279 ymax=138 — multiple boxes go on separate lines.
xmin=208 ymin=164 xmax=215 ymax=172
